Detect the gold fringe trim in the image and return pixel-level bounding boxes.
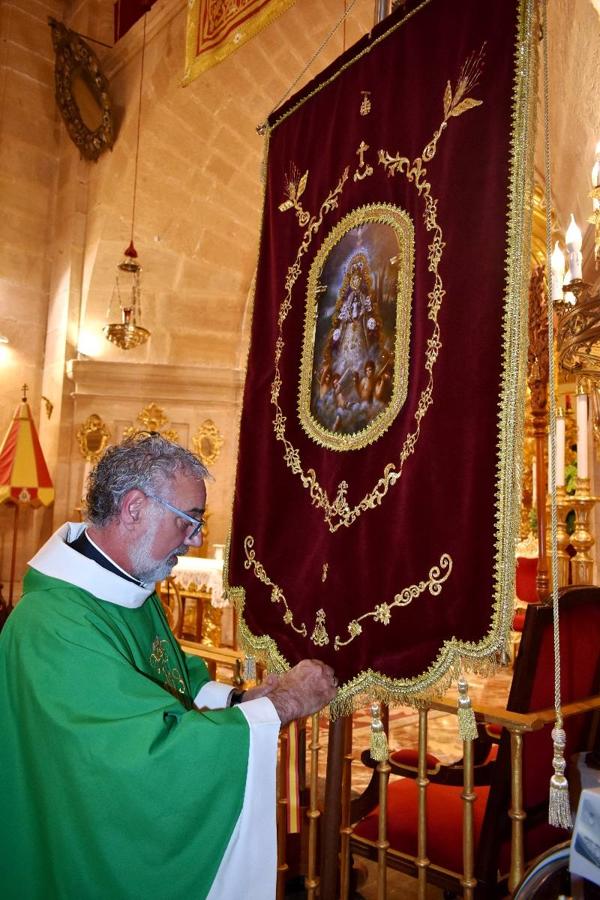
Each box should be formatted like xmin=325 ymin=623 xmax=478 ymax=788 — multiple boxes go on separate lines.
xmin=549 ymin=726 xmax=573 ymax=828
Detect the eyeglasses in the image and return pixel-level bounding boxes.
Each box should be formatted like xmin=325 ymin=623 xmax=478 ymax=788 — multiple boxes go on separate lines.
xmin=145 ymin=494 xmax=205 ymax=540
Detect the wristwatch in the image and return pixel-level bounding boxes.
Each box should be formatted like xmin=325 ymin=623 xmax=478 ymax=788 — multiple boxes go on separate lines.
xmin=228 ymin=689 xmax=246 ymax=707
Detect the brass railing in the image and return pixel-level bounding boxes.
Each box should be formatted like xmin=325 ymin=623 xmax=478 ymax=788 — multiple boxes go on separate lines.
xmin=332 ymin=693 xmax=600 ymax=899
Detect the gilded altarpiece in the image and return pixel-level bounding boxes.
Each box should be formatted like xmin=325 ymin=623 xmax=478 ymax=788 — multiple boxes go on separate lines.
xmin=226 ymin=0 xmax=537 ymax=712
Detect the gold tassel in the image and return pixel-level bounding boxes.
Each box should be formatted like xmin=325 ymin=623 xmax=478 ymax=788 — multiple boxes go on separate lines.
xmin=549 ymin=726 xmax=572 ymax=828
xmin=457 ymin=674 xmax=478 ymax=742
xmin=244 ymin=655 xmax=256 ymax=682
xmin=370 ymin=701 xmax=388 ymax=762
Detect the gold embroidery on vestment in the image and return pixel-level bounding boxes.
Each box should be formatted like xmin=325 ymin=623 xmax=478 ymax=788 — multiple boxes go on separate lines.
xmin=150 ymin=636 xmax=185 ymax=694
xmin=360 ymin=91 xmax=371 ymax=116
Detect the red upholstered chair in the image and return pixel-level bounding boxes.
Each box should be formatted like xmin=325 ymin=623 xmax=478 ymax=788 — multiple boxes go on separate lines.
xmin=512 ymin=537 xmax=540 ymax=660
xmin=350 ymin=586 xmax=600 ymax=898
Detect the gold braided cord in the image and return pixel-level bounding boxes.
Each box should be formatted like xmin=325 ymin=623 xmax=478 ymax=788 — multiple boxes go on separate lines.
xmin=541 ymin=0 xmax=561 ymax=729
xmin=541 ymin=0 xmax=572 ymax=829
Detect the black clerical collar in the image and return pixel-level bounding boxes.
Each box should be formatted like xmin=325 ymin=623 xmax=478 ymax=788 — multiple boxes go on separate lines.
xmin=68 ymin=529 xmax=142 ymax=586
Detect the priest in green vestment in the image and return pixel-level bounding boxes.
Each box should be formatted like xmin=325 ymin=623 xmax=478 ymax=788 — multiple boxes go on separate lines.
xmin=0 ymin=434 xmax=337 ymax=900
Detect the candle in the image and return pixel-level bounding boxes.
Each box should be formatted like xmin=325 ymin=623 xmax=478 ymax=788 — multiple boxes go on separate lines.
xmin=550 ymin=242 xmax=565 ymax=301
xmin=577 ymin=391 xmax=589 ymax=480
xmin=565 ymin=213 xmax=583 ymax=280
xmin=548 ymin=414 xmax=565 ymax=490
xmin=556 ymin=414 xmax=565 ymax=488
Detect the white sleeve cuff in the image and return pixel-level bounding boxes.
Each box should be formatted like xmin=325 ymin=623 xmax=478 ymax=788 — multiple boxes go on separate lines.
xmin=194 ymin=681 xmax=234 ymax=709
xmin=237 ymin=696 xmax=281 ymax=726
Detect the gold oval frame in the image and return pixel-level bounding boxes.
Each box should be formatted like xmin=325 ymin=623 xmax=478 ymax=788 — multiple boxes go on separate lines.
xmin=49 ymin=18 xmax=114 ymax=162
xmin=299 ymin=203 xmax=414 ymax=451
xmin=76 ymin=414 xmax=111 ymax=464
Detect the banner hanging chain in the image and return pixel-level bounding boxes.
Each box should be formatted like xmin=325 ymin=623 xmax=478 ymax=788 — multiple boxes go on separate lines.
xmin=542 ymin=0 xmax=572 ymax=829
xmin=257 ymin=0 xmax=361 ymax=133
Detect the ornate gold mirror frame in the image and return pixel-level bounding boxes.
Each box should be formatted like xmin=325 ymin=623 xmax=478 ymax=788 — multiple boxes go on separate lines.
xmin=76 ymin=414 xmax=111 ymax=464
xmin=192 ymin=419 xmax=224 ymax=467
xmin=48 ymin=18 xmax=113 ymax=162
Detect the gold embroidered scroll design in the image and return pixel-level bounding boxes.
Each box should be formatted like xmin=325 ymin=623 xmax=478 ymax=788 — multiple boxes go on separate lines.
xmin=278 ymin=165 xmax=310 ymax=226
xmin=150 ymin=636 xmax=185 ymax=695
xmin=243 ymin=536 xmax=307 ymax=636
xmin=333 ymin=553 xmax=453 ymax=649
xmin=241 ymin=537 xmax=452 ymax=649
xmin=272 ymin=51 xmax=485 ymax=533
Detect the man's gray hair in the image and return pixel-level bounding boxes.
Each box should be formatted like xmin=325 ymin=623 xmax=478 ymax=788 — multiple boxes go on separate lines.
xmin=85 ymin=432 xmax=209 ymax=527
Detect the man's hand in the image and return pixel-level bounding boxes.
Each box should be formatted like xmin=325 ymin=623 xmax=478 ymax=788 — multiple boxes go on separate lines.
xmin=243 ymin=673 xmax=281 ymax=702
xmin=262 ymin=659 xmax=338 ymax=725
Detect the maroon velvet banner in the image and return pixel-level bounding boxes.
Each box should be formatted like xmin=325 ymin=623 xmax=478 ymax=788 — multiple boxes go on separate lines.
xmin=226 ymin=0 xmax=536 ymax=706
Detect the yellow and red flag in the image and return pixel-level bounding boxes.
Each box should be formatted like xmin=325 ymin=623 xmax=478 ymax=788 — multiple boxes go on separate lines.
xmin=0 ymin=399 xmax=54 ymax=508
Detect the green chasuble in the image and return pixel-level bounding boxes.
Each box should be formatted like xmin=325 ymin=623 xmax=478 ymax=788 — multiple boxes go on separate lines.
xmin=0 ymin=524 xmax=279 ymax=900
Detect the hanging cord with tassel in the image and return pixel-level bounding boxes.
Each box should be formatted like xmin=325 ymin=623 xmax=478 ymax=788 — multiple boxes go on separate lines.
xmin=370 ymin=701 xmax=388 ymax=761
xmin=456 ymin=672 xmax=478 ymax=742
xmin=542 ymin=0 xmax=572 ymax=829
xmin=243 ymin=654 xmax=257 ymax=683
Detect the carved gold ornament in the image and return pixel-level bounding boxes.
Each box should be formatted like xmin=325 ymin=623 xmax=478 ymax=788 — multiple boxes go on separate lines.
xmin=192 ymin=419 xmax=224 ymax=466
xmin=76 ymin=414 xmax=111 ymax=464
xmin=123 ymin=404 xmax=179 ymax=443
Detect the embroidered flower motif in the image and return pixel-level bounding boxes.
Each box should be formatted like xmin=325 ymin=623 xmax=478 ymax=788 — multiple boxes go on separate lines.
xmin=348 ymin=620 xmax=362 ymax=638
xmin=374 ymin=603 xmax=391 ymax=625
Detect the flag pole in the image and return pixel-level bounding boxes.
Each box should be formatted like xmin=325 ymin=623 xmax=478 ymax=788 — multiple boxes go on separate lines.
xmin=8 ymin=502 xmax=19 ymax=606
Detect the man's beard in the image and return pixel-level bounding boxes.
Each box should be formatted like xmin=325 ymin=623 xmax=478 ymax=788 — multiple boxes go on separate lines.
xmin=129 ymin=518 xmax=188 ymax=584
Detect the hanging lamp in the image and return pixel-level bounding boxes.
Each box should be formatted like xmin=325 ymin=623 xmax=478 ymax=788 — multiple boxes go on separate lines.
xmin=104 ymin=12 xmax=150 ymax=351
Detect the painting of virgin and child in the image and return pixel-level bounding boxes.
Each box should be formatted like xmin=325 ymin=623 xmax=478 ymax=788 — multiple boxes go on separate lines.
xmin=308 ymin=218 xmax=409 ymax=441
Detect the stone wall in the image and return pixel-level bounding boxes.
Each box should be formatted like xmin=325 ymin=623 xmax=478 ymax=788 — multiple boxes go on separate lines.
xmin=0 ymin=0 xmax=374 ymax=597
